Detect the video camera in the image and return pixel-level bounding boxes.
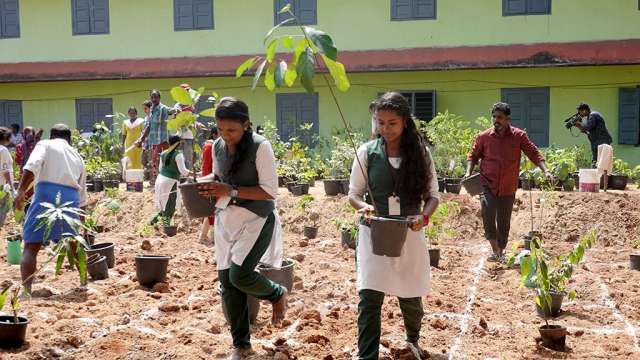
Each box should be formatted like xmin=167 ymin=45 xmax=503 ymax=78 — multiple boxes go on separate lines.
xmin=564 ymin=113 xmax=581 ymax=129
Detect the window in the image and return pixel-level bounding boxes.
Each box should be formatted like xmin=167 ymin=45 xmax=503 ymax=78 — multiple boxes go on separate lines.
xmin=391 ymin=0 xmax=436 ymax=21
xmin=72 ymin=0 xmax=109 ymax=35
xmin=0 ymin=100 xmax=22 ymax=128
xmin=501 ymin=87 xmax=550 ymax=147
xmin=275 ymin=93 xmax=319 ymax=145
xmin=75 ymin=99 xmax=113 ymax=133
xmin=386 ymin=91 xmax=436 ymax=122
xmin=174 ymin=0 xmax=214 ymax=31
xmin=274 ymin=0 xmax=316 ymax=25
xmin=502 ymin=0 xmax=550 ymax=16
xmin=196 ymin=96 xmax=215 ymax=123
xmin=0 ymin=0 xmax=19 ymax=38
xmin=618 ymin=87 xmax=640 ymax=145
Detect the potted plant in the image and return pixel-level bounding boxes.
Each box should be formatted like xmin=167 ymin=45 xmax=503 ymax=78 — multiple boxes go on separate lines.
xmin=157 ymin=215 xmax=177 ymax=237
xmin=444 ymin=165 xmax=465 ymax=194
xmin=630 ymin=238 xmax=640 ymax=271
xmin=423 ymin=201 xmax=458 ymax=268
xmin=332 ymin=217 xmax=358 ymax=250
xmin=0 ymin=194 xmax=90 ymax=348
xmin=610 ymin=159 xmax=631 ymax=190
xmin=298 ymin=195 xmax=319 ymax=239
xmin=518 ymin=230 xmax=597 ymax=351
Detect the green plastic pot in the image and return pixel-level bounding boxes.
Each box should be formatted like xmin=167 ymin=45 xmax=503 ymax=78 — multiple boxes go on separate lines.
xmin=7 ymin=238 xmax=21 ymax=265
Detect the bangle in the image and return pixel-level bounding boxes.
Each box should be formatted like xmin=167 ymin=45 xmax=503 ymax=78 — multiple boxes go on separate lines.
xmin=423 ymin=214 xmax=430 ymax=226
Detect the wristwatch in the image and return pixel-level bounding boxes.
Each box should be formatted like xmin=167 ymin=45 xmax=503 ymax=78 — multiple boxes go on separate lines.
xmin=230 ymin=185 xmax=238 ymax=199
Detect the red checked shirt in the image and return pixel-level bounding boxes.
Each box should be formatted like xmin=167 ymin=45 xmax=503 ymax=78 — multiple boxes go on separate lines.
xmin=468 ymin=125 xmax=544 ymax=197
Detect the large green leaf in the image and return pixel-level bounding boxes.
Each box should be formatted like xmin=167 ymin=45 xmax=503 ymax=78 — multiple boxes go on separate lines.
xmin=304 ymin=27 xmax=337 ymax=61
xmin=275 ymin=60 xmax=287 ymax=87
xmin=199 ymin=108 xmax=216 ymax=117
xmin=263 ymin=17 xmax=295 ymax=44
xmin=167 ymin=111 xmax=196 ymax=131
xmin=296 ymin=47 xmax=315 ymax=93
xmin=285 ymin=66 xmax=297 ymax=87
xmin=266 ymin=39 xmax=278 ymax=62
xmin=236 ymin=56 xmax=258 ymax=78
xmin=77 ymin=246 xmax=87 ymax=286
xmin=322 ymin=54 xmax=350 ymax=92
xmin=55 ymin=245 xmax=66 ymax=276
xmin=251 ymin=59 xmax=268 ymax=92
xmin=170 ymin=86 xmax=193 ymax=106
xmin=281 ymin=35 xmax=295 ymax=49
xmin=0 ymin=287 xmax=9 ymax=312
xmin=264 ymin=62 xmax=276 ymax=91
xmin=292 ymin=38 xmax=310 ymax=66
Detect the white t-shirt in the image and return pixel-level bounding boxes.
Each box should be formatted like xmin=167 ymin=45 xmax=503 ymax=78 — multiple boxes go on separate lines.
xmin=23 ymin=139 xmax=87 ymax=206
xmin=0 ymin=145 xmax=14 ymax=186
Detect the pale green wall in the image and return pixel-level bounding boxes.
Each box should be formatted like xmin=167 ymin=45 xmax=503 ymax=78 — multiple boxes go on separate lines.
xmin=0 ymin=0 xmax=639 ymax=63
xmin=0 ymin=65 xmax=639 ymax=165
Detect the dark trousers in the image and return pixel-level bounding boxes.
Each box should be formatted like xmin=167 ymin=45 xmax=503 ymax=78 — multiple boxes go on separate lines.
xmin=480 ymin=189 xmax=516 ymax=250
xmin=150 ymin=183 xmax=177 ymax=226
xmin=219 ymin=213 xmax=284 ymax=349
xmin=358 ymin=289 xmax=424 ymax=360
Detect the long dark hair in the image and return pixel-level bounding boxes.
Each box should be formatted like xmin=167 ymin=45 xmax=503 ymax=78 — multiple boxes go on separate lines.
xmin=374 ymin=92 xmax=430 ymax=207
xmin=215 ymin=97 xmax=253 ymax=177
xmin=165 ymin=135 xmax=181 ymax=167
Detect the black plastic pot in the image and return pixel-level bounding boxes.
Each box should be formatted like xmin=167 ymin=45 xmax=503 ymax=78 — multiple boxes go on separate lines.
xmin=87 ymin=183 xmax=95 ymax=192
xmin=291 ymin=184 xmax=309 ymax=196
xmin=178 ymin=182 xmax=217 ymax=218
xmin=428 ymin=248 xmax=440 ymax=268
xmin=323 ymin=179 xmax=343 ymax=196
xmin=135 ymin=255 xmax=170 ymax=288
xmin=341 ymin=229 xmax=357 ymax=249
xmin=437 ymin=178 xmax=445 ymax=193
xmin=95 ymin=225 xmax=105 ymax=233
xmin=370 ymin=216 xmax=408 ymax=257
xmin=539 ymin=324 xmax=567 ymax=351
xmin=444 ymin=178 xmax=462 ymax=194
xmin=562 ymin=181 xmax=575 ymax=192
xmin=609 ymin=175 xmax=628 ymax=190
xmin=104 ymin=180 xmax=118 ymax=189
xmin=86 ymin=243 xmax=115 ymax=269
xmin=87 ymin=255 xmax=109 ymax=280
xmin=248 ymin=259 xmax=295 ymax=324
xmin=93 ymin=179 xmax=104 ymax=192
xmin=536 ymin=291 xmax=565 ymax=317
xmin=0 ymin=315 xmax=29 ymax=348
xmin=303 ymin=226 xmax=318 ymax=239
xmin=522 ymin=235 xmax=532 ymax=250
xmin=163 ymin=226 xmax=177 ymax=237
xmin=85 ymin=233 xmax=95 ymax=246
xmin=630 ymin=254 xmax=640 ymax=271
xmin=520 ymin=178 xmax=532 ymax=191
xmin=339 ymin=180 xmax=350 ymax=195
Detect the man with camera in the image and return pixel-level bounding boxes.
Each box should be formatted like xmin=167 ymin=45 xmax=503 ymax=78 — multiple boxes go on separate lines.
xmin=566 ymin=103 xmax=612 ymax=164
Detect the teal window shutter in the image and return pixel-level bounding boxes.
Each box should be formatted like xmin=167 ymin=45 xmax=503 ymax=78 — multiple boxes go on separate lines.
xmin=174 ymin=0 xmax=214 ymax=31
xmin=618 ymin=88 xmax=640 ymax=145
xmin=0 ymin=100 xmax=23 ymax=128
xmin=392 ymin=0 xmax=436 ymax=20
xmin=503 ymin=0 xmax=550 ymax=16
xmin=501 ymin=88 xmax=550 ymax=147
xmin=0 ymin=0 xmax=20 ymax=38
xmin=72 ymin=0 xmax=109 ymax=35
xmin=274 ymin=0 xmax=316 ymax=26
xmin=76 ymin=99 xmax=113 ymax=132
xmin=276 ymin=93 xmax=319 ymax=145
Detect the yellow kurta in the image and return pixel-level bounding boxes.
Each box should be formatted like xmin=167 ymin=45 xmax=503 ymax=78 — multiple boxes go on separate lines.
xmin=122 ymin=118 xmax=145 ymax=169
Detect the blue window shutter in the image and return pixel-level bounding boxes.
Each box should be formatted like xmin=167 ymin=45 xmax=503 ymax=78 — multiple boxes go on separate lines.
xmin=0 ymin=100 xmax=22 ymax=128
xmin=90 ymin=0 xmax=109 ymax=34
xmin=76 ymin=99 xmax=112 ymax=132
xmin=527 ymin=0 xmax=550 ymax=14
xmin=72 ymin=0 xmax=91 ymax=35
xmin=175 ymin=0 xmax=195 ymax=30
xmin=618 ymin=88 xmax=640 ymax=145
xmin=274 ymin=0 xmax=292 ymax=25
xmin=193 ymin=0 xmax=213 ymax=29
xmin=414 ymin=0 xmax=435 ymax=19
xmin=1 ymin=0 xmax=20 ymax=38
xmin=503 ymin=0 xmax=526 ymax=15
xmin=413 ymin=91 xmax=436 ymax=121
xmin=502 ymin=88 xmax=527 ymax=131
xmin=391 ymin=0 xmax=412 ymax=20
xmin=525 ymin=88 xmax=549 ymax=147
xmin=297 ymin=0 xmax=316 ymax=25
xmin=95 ymin=99 xmax=113 ymax=127
xmin=276 ymin=94 xmax=299 ymax=142
xmin=297 ymin=92 xmax=319 ymax=146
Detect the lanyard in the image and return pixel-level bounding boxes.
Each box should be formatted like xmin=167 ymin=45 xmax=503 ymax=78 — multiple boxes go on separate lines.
xmin=381 ymin=140 xmax=401 ymax=197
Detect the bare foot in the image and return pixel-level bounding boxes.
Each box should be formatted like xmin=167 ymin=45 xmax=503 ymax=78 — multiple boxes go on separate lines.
xmin=229 ymin=346 xmax=252 ymax=360
xmin=271 ymin=287 xmax=288 ymax=325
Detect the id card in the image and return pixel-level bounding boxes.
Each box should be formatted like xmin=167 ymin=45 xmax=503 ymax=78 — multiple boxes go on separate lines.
xmin=388 ymin=195 xmax=401 ymax=216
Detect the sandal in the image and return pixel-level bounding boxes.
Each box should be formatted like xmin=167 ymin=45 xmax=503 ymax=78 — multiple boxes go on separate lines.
xmin=487 ymin=253 xmax=499 ymax=262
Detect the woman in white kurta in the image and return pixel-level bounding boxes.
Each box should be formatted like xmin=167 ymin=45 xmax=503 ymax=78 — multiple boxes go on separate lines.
xmin=151 ymin=135 xmax=190 ymax=226
xmin=349 ymin=92 xmax=440 ymax=360
xmin=196 ymin=97 xmax=287 ymax=360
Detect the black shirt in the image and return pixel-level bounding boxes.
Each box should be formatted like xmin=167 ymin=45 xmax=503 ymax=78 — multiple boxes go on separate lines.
xmin=583 ymin=111 xmax=612 ymax=147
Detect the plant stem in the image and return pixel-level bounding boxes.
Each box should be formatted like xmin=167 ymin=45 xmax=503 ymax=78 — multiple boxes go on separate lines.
xmin=529 ymin=188 xmax=534 ymax=234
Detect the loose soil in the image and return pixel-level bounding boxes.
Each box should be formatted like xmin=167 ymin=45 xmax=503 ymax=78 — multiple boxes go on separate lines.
xmin=1 ymin=183 xmax=639 ymax=359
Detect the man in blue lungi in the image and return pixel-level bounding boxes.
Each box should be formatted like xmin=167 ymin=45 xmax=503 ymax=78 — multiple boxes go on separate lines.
xmin=14 ymin=124 xmax=87 ymax=293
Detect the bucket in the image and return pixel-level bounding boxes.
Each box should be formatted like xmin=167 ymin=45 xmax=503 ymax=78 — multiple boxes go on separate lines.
xmin=461 ymin=173 xmax=483 ymax=196
xmin=125 ymin=169 xmax=144 ymax=183
xmin=369 ymin=216 xmax=409 ymax=257
xmin=178 ymin=182 xmax=217 ymax=218
xmin=6 ymin=238 xmax=21 ymax=265
xmin=579 ymin=169 xmax=599 ymax=193
xmin=126 ymin=182 xmax=143 ymax=192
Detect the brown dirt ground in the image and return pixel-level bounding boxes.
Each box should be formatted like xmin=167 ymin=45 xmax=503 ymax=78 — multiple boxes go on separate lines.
xmin=1 ymin=183 xmax=640 ymax=360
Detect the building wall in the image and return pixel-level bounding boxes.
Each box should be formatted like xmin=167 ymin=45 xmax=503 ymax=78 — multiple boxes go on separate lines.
xmin=0 ymin=65 xmax=638 ymax=165
xmin=0 ymin=0 xmax=639 ymax=63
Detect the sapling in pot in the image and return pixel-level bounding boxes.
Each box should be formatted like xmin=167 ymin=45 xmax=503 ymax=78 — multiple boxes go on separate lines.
xmin=519 ymin=230 xmax=597 ymax=351
xmin=423 ymin=201 xmax=459 ymax=268
xmin=297 ymin=195 xmax=319 ymax=239
xmin=332 ymin=217 xmax=358 ymax=250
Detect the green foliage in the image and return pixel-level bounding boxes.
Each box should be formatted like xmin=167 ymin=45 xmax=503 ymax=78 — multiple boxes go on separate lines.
xmin=520 ymin=229 xmax=597 ymax=321
xmin=73 ymin=120 xmax=125 ymax=164
xmin=296 ymin=194 xmax=314 ymax=211
xmin=137 ymin=222 xmax=155 ymax=237
xmin=422 ymin=112 xmax=488 ymax=178
xmin=326 ymin=132 xmax=364 ymax=179
xmin=612 ymin=158 xmax=632 ymax=177
xmin=424 ymin=201 xmax=459 ymax=246
xmin=237 ymin=4 xmax=350 ymax=93
xmin=332 ymin=217 xmax=358 ymax=241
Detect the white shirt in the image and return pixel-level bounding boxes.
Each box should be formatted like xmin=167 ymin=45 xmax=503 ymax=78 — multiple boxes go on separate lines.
xmin=0 ymin=145 xmax=14 ymax=186
xmin=23 ymin=139 xmax=87 ymax=206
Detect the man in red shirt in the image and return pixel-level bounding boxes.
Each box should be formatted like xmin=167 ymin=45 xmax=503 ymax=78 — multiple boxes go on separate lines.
xmin=466 ymin=102 xmax=553 ymax=262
